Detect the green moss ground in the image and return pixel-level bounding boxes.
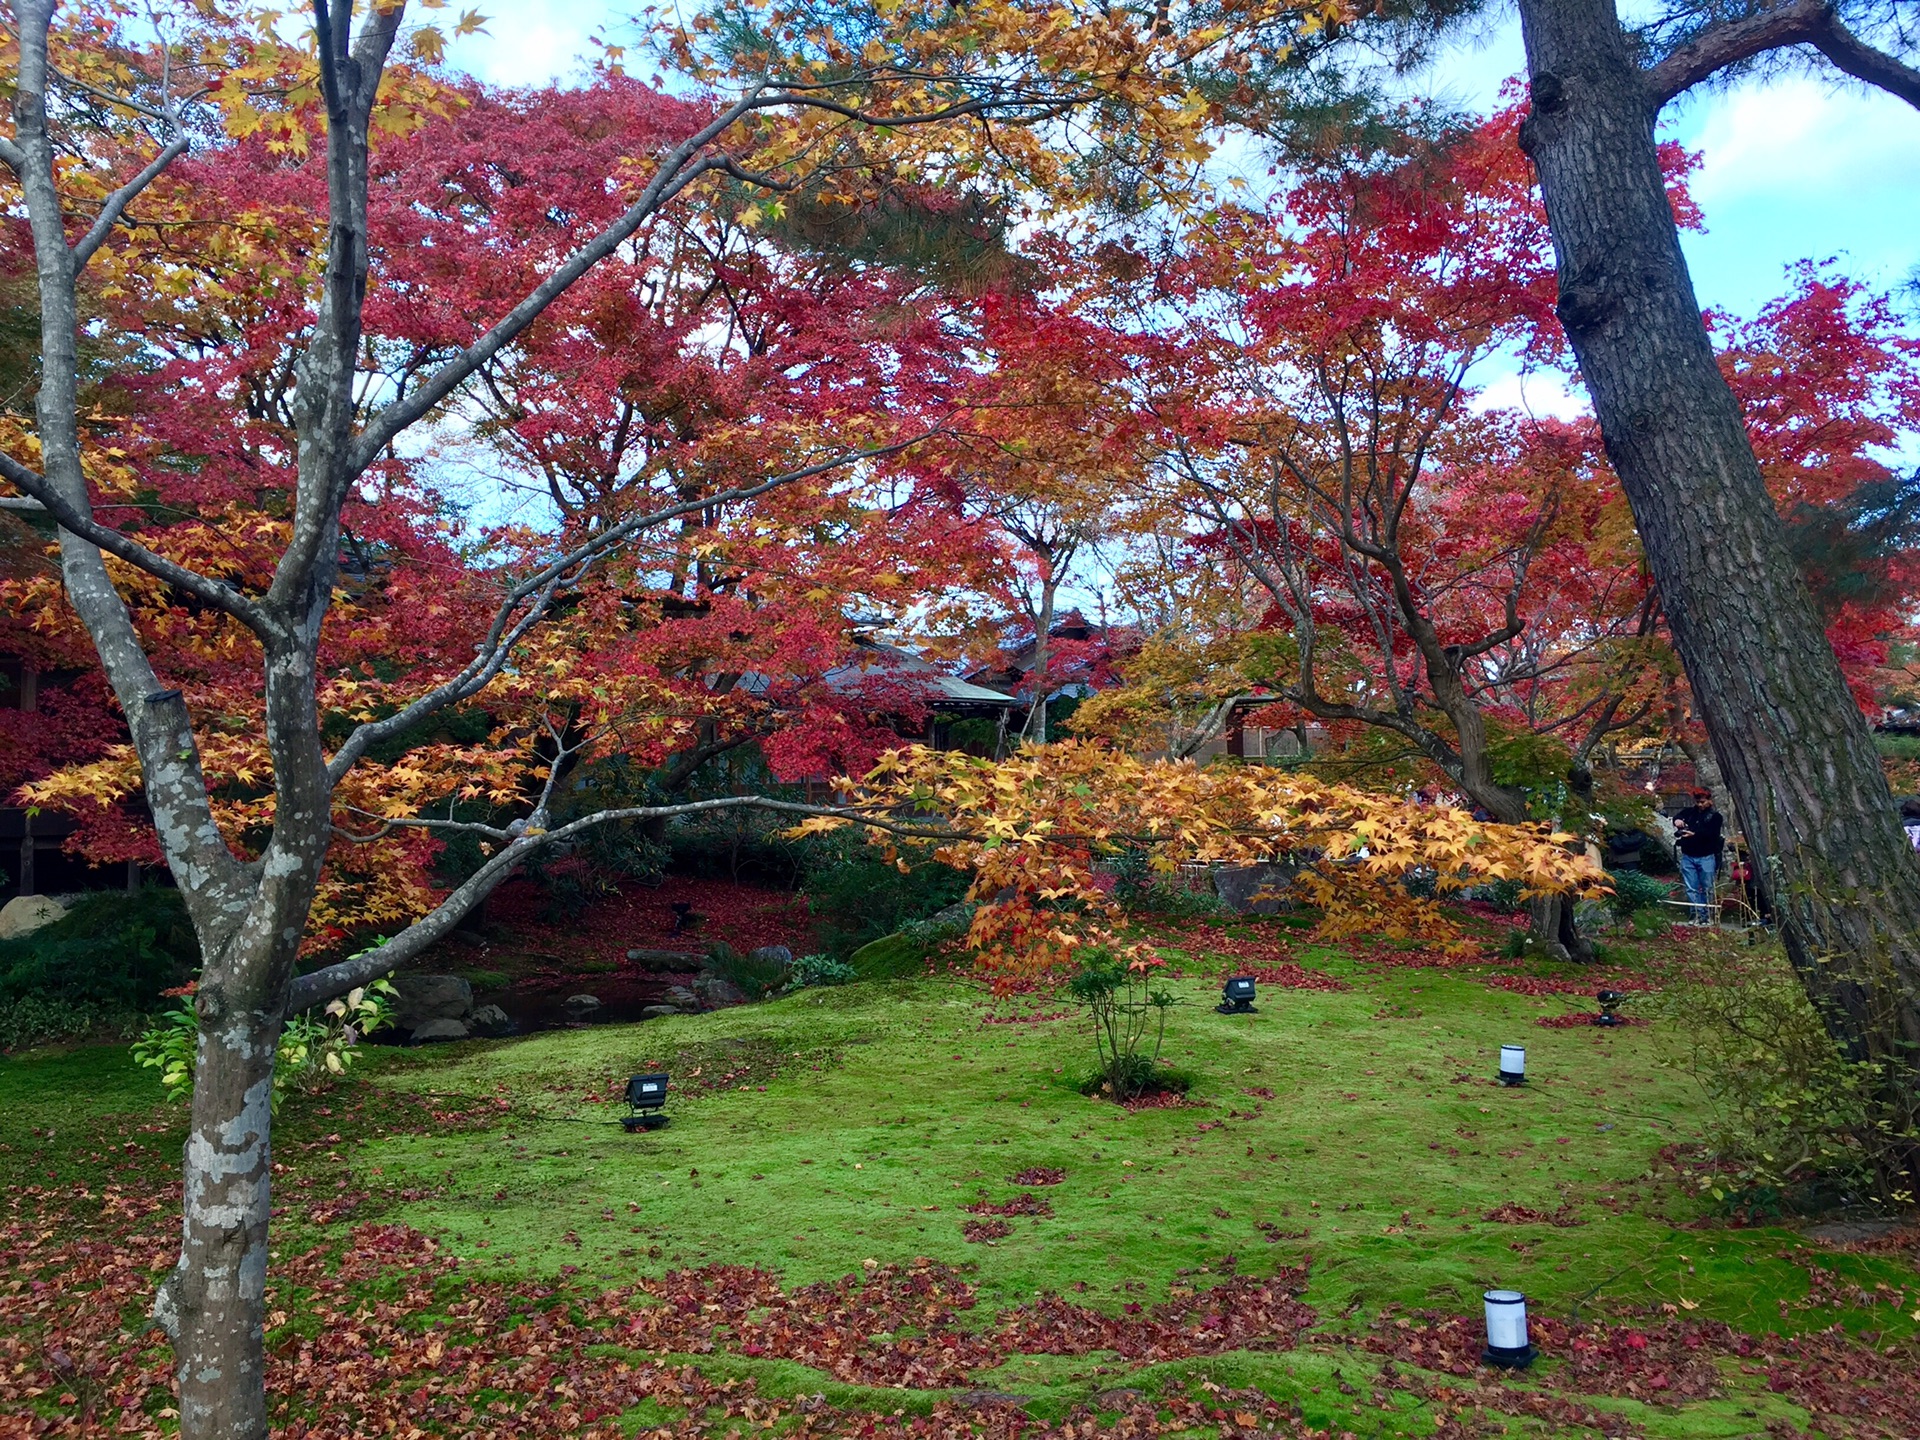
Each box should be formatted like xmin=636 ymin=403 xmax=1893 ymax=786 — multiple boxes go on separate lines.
xmin=5 ymin=927 xmax=1917 ymax=1437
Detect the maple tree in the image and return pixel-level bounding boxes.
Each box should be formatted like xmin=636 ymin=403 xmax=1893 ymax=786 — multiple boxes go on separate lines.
xmin=0 ymin=2 xmax=1376 ymax=1434
xmin=802 ymin=738 xmax=1606 ymax=988
xmin=1066 ymin=114 xmax=1660 ymax=957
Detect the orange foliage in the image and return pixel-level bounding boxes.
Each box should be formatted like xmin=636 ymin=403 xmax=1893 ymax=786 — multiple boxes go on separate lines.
xmin=797 ymin=740 xmax=1607 ymax=987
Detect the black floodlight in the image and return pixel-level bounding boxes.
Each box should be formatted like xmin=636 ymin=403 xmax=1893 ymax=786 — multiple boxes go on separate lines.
xmin=621 ymin=1072 xmax=670 ymax=1132
xmin=1595 ymin=989 xmax=1626 ymax=1027
xmin=1216 ymin=976 xmax=1258 ymax=1014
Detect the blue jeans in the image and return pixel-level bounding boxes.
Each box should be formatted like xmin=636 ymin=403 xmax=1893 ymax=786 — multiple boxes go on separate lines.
xmin=1680 ymin=852 xmax=1718 ymax=924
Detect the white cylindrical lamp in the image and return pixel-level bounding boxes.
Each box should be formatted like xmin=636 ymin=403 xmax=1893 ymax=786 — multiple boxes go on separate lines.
xmin=1498 ymin=1044 xmax=1527 ymax=1086
xmin=1481 ymin=1288 xmax=1535 ymax=1368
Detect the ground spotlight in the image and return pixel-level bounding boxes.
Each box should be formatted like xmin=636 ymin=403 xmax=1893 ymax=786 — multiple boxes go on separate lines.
xmin=1497 ymin=1044 xmax=1526 ymax=1086
xmin=621 ymin=1072 xmax=670 ymax=1131
xmin=1216 ymin=976 xmax=1257 ymax=1014
xmin=1481 ymin=1289 xmax=1535 ymax=1369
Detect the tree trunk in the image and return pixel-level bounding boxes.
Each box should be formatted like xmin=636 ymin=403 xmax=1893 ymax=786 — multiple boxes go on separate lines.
xmin=1516 ymin=0 xmax=1920 ymax=1121
xmin=154 ymin=991 xmax=279 ymax=1440
xmin=1025 ymin=577 xmax=1057 ymax=745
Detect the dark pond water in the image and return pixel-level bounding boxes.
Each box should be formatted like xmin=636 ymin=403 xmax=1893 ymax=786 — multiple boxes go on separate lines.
xmin=369 ymin=973 xmax=695 ymax=1043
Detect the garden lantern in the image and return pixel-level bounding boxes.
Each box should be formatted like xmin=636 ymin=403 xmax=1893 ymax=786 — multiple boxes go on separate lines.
xmin=1595 ymin=990 xmax=1624 ymax=1027
xmin=1481 ymin=1289 xmax=1535 ymax=1368
xmin=1497 ymin=1045 xmax=1526 ymax=1086
xmin=1216 ymin=976 xmax=1258 ymax=1014
xmin=622 ymin=1072 xmax=670 ymax=1131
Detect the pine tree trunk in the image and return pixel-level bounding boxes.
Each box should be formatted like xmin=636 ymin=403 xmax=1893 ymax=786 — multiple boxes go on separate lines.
xmin=1515 ymin=0 xmax=1920 ymax=1143
xmin=154 ymin=991 xmax=279 ymax=1440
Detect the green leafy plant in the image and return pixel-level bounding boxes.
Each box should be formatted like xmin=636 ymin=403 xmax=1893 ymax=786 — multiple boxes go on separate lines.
xmin=781 ymin=953 xmax=858 ymax=991
xmin=0 ymin=994 xmax=138 ymax=1050
xmin=133 ymin=980 xmax=398 ymax=1112
xmin=1651 ymin=948 xmax=1912 ymax=1212
xmin=1606 ymin=868 xmax=1673 ymax=918
xmin=1065 ymin=947 xmax=1180 ymax=1102
xmin=0 ymin=887 xmax=199 ymax=1010
xmin=798 ymin=828 xmax=969 ymax=958
xmin=703 ymin=942 xmax=790 ymax=999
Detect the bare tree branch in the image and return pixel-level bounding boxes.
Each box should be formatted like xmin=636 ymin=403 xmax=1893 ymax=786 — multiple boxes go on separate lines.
xmin=287 ymin=795 xmax=963 ymax=1010
xmin=73 ymin=130 xmax=189 ymax=267
xmin=1644 ymin=0 xmax=1920 ymax=111
xmin=324 ymin=432 xmax=936 ymax=787
xmin=0 ymin=427 xmax=277 ymax=640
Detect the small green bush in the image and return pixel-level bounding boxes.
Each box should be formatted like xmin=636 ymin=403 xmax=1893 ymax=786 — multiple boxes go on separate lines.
xmin=1606 ymin=868 xmax=1673 ymax=918
xmin=0 ymin=888 xmax=199 ymax=1010
xmin=0 ymin=994 xmax=137 ymax=1050
xmin=782 ymin=953 xmax=858 ymax=991
xmin=132 ymin=980 xmax=397 ymax=1112
xmin=798 ymin=830 xmax=968 ymax=958
xmin=703 ymin=942 xmax=790 ymax=999
xmin=1065 ymin=948 xmax=1179 ymax=1102
xmin=1651 ymin=949 xmax=1912 ymax=1212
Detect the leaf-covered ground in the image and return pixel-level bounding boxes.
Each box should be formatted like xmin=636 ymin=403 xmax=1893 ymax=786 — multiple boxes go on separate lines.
xmin=4 ymin=917 xmax=1919 ymax=1437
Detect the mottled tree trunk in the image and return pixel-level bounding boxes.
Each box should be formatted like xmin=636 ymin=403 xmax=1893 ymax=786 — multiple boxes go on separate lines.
xmin=1516 ymin=0 xmax=1920 ymax=1143
xmin=155 ymin=997 xmax=279 ymax=1440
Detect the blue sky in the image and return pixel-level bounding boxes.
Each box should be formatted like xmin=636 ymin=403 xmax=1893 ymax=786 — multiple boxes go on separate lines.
xmin=441 ymin=3 xmax=1920 ymax=326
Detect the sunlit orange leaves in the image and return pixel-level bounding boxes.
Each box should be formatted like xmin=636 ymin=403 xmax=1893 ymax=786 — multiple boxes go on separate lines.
xmin=798 ymin=739 xmax=1606 ymax=986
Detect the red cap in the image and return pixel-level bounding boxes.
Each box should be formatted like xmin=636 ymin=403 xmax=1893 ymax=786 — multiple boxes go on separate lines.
xmin=1691 ymin=787 xmax=1712 ymax=800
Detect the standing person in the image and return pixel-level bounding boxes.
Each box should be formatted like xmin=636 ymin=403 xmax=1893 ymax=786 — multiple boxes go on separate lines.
xmin=1674 ymin=788 xmax=1725 ymax=925
xmin=1900 ymin=797 xmax=1920 ymax=851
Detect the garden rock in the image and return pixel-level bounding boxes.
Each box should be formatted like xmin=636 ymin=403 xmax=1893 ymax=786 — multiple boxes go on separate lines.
xmin=693 ymin=973 xmax=748 ymax=1008
xmin=626 ymin=947 xmax=701 ymax=971
xmin=747 ymin=944 xmax=793 ymax=967
xmin=410 ymin=1018 xmax=470 ymax=1043
xmin=562 ymin=993 xmax=603 ymax=1019
xmin=467 ymin=1004 xmax=512 ymax=1037
xmin=641 ymin=1005 xmax=679 ymax=1020
xmin=1214 ymin=861 xmax=1300 ymax=915
xmin=391 ymin=974 xmax=473 ymax=1028
xmin=659 ymin=985 xmax=699 ymax=1012
xmin=0 ymin=894 xmax=66 ymax=941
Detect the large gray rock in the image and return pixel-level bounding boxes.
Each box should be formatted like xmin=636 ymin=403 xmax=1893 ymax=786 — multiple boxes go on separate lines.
xmin=0 ymin=894 xmax=66 ymax=941
xmin=626 ymin=947 xmax=701 ymax=971
xmin=562 ymin=993 xmax=603 ymax=1019
xmin=693 ymin=973 xmax=748 ymax=1008
xmin=659 ymin=984 xmax=699 ymax=1012
xmin=391 ymin=974 xmax=473 ymax=1029
xmin=410 ymin=1018 xmax=470 ymax=1043
xmin=1214 ymin=862 xmax=1300 ymax=915
xmin=467 ymin=1004 xmax=512 ymax=1037
xmin=747 ymin=944 xmax=793 ymax=967
xmin=641 ymin=1005 xmax=680 ymax=1020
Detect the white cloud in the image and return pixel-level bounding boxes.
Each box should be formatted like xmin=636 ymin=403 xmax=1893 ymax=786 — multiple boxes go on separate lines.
xmin=1672 ymin=76 xmax=1920 ymax=313
xmin=1470 ymin=368 xmax=1588 ymax=424
xmin=444 ymin=2 xmax=620 ymax=87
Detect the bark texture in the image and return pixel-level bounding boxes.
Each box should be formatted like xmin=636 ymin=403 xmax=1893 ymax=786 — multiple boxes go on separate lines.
xmin=1515 ymin=0 xmax=1920 ymax=1135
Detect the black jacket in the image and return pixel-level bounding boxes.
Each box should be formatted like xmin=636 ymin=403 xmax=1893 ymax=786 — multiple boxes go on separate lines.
xmin=1674 ymin=805 xmax=1724 ymax=859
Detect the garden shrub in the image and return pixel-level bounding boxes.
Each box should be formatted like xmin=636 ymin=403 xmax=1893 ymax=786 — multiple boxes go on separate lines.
xmin=0 ymin=994 xmax=138 ymax=1050
xmin=1606 ymin=868 xmax=1672 ymax=918
xmin=703 ymin=941 xmax=790 ymax=999
xmin=781 ymin=953 xmax=857 ymax=991
xmin=1066 ymin=948 xmax=1180 ymax=1101
xmin=1105 ymin=846 xmax=1226 ymax=919
xmin=798 ymin=829 xmax=969 ymax=958
xmin=1651 ymin=948 xmax=1913 ymax=1212
xmin=133 ymin=980 xmax=397 ymax=1112
xmin=0 ymin=887 xmax=199 ymax=1011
